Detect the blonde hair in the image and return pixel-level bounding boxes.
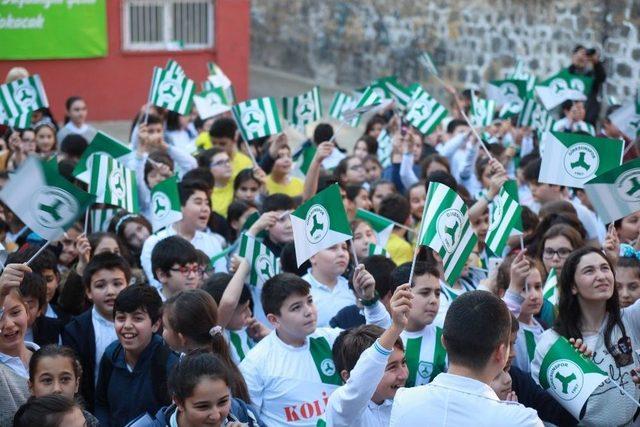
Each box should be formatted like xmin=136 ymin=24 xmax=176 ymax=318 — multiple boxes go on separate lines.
xmin=5 ymin=67 xmax=29 ymax=83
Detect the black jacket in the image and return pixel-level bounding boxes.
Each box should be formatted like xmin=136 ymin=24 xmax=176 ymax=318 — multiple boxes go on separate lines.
xmin=61 ymin=310 xmax=96 ymax=412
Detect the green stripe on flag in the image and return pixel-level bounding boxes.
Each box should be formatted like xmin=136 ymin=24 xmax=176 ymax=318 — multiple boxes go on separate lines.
xmin=232 ymin=97 xmax=283 ymax=142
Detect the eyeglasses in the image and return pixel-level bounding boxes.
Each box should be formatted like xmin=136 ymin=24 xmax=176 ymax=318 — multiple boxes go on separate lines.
xmin=210 ymin=159 xmax=230 ymax=168
xmin=543 ymin=248 xmax=572 ymax=259
xmin=169 ymin=264 xmax=205 ymax=276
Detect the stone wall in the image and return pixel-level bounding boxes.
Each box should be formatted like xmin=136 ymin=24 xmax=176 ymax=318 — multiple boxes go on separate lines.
xmin=251 ymin=0 xmax=640 ymax=101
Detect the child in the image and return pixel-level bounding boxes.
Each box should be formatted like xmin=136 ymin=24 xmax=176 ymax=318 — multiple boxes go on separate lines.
xmin=325 ymin=284 xmax=412 ymax=426
xmin=239 ymin=268 xmax=389 ymax=426
xmin=19 ymin=272 xmax=61 ymax=346
xmin=265 ymin=144 xmax=304 ymax=197
xmin=34 ymin=122 xmax=57 ymax=159
xmin=0 ymin=288 xmax=38 ymax=380
xmin=57 ymin=96 xmax=97 ymax=143
xmin=301 ymin=242 xmax=355 ymax=327
xmin=13 ymin=394 xmax=87 ymax=427
xmin=389 ymin=262 xmax=447 ymax=387
xmin=234 ymin=169 xmax=264 ymax=205
xmin=246 ymin=193 xmax=295 ymax=257
xmin=502 ymin=252 xmax=545 ymax=372
xmin=28 ymin=345 xmax=99 ymax=426
xmin=95 ymin=284 xmax=179 ymax=427
xmin=61 ymin=252 xmax=131 ymax=412
xmin=351 ymin=219 xmax=378 ymax=261
xmin=141 ymin=179 xmax=228 ymax=291
xmin=379 ymin=194 xmax=413 ymax=266
xmin=109 ymin=212 xmax=152 ymax=268
xmin=207 ymin=117 xmax=253 ymax=179
xmin=198 ymin=147 xmax=235 ymax=217
xmin=150 ymin=235 xmax=201 ymax=300
xmin=490 ymin=369 xmax=516 ymax=402
xmin=390 ymin=291 xmax=542 ymax=426
xmin=616 ymin=252 xmax=640 ymax=308
xmin=137 ymin=352 xmax=264 ymax=426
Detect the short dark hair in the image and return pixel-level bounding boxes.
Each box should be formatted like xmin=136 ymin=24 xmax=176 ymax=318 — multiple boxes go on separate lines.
xmin=203 ymin=273 xmax=253 ymax=308
xmin=178 ymin=179 xmax=211 ymax=206
xmin=168 ymin=352 xmax=231 ymax=403
xmin=9 ymin=245 xmax=58 ymax=276
xmin=333 ymin=324 xmax=403 ymax=376
xmin=446 ymin=119 xmax=468 ymax=134
xmin=262 ymin=193 xmax=295 ymax=213
xmin=313 ymin=123 xmax=334 ymax=145
xmin=151 ymin=236 xmax=199 ymax=280
xmin=19 ymin=272 xmax=47 ymax=309
xmin=82 ymin=252 xmax=132 ymax=290
xmin=113 ymin=284 xmax=162 ymax=323
xmin=261 ymin=273 xmax=310 ymax=316
xmin=143 ymin=113 xmax=163 ymax=126
xmin=59 ymin=134 xmax=88 ymax=159
xmin=209 ymin=117 xmax=237 ymax=140
xmin=279 ymin=242 xmax=311 ymax=275
xmin=197 ymin=147 xmax=227 ymax=169
xmin=442 ymin=290 xmax=512 ymax=370
xmin=522 ymin=158 xmax=542 ymax=184
xmin=182 ymin=168 xmax=214 ymax=189
xmin=378 ymin=194 xmax=409 ymax=226
xmin=13 ymin=395 xmax=79 ymax=427
xmin=390 ymin=261 xmax=440 ymax=293
xmin=363 ymin=255 xmax=397 ymax=298
xmin=426 ymin=171 xmax=458 ymax=193
xmin=144 ymin=151 xmax=174 ymax=186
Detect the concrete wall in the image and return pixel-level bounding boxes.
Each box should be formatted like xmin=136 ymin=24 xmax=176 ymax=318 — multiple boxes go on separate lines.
xmin=251 ymin=0 xmax=640 ymax=101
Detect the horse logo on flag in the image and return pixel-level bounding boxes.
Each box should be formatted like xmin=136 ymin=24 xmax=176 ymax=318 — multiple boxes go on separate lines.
xmin=547 ymin=359 xmax=584 ymax=401
xmin=109 ymin=169 xmax=126 ymax=200
xmin=304 ymin=204 xmax=330 ymax=244
xmin=158 ymin=79 xmax=183 ymax=104
xmin=488 ymin=196 xmax=503 ymax=232
xmin=31 ymin=187 xmax=79 ymax=229
xmin=563 ymin=143 xmax=599 ymax=179
xmin=255 ymin=253 xmax=275 ymax=282
xmin=295 ymin=98 xmax=314 ymax=122
xmin=151 ymin=192 xmax=170 ymax=219
xmin=241 ymin=107 xmax=266 ymax=132
xmin=615 ymin=169 xmax=640 ymax=202
xmin=436 ymin=208 xmax=464 ymax=253
xmin=550 ymin=78 xmax=569 ymax=94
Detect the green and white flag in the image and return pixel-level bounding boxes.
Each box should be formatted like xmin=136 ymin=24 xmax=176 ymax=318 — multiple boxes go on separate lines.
xmin=539 ymin=132 xmax=624 ymax=189
xmin=381 ymin=77 xmax=413 ymax=108
xmin=542 ymin=268 xmax=558 ymax=305
xmin=377 ymin=129 xmax=392 ymax=168
xmin=165 ymin=59 xmax=185 ymax=78
xmin=355 ymin=208 xmax=394 ymax=247
xmin=487 ymin=79 xmax=528 ymax=118
xmin=368 ymin=243 xmax=388 ymax=257
xmin=238 ymin=233 xmax=280 ymax=288
xmin=150 ymin=175 xmax=182 ymax=232
xmin=405 ymin=87 xmax=448 ymax=135
xmin=328 ymin=92 xmax=358 ymax=126
xmin=72 ymin=131 xmax=132 ymax=184
xmin=534 ymin=335 xmax=607 ymax=419
xmin=517 ymin=97 xmax=555 ymax=131
xmin=90 ymin=208 xmax=119 ymax=233
xmin=89 ymin=154 xmax=139 ymax=213
xmin=232 ymin=97 xmax=282 ymax=142
xmin=470 ymin=93 xmax=495 ymax=127
xmin=353 ymin=87 xmax=382 ymax=111
xmin=290 ymin=184 xmax=352 ymax=267
xmin=584 ymin=158 xmax=640 ymax=224
xmin=0 ymin=75 xmax=49 ymax=119
xmin=292 ymin=143 xmax=316 ymax=176
xmin=0 ymin=156 xmax=94 ymax=241
xmin=506 ymin=59 xmax=536 ymax=93
xmin=535 ymin=69 xmax=592 ymax=110
xmin=207 ymin=61 xmax=232 ymax=89
xmin=573 ymin=121 xmax=596 ymax=136
xmin=282 ymin=87 xmax=322 ymax=130
xmin=419 ymin=182 xmax=478 ymax=285
xmin=0 ymin=108 xmax=32 ymax=129
xmin=609 ymin=101 xmax=640 ymax=140
xmin=486 ymin=187 xmax=522 ymax=256
xmin=193 ymin=87 xmax=231 ymax=120
xmin=418 ymin=52 xmax=439 ymax=76
xmin=150 ymin=67 xmax=196 ymax=115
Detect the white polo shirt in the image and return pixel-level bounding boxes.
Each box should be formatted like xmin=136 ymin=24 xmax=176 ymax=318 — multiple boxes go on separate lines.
xmin=302 ymin=270 xmax=356 ymax=327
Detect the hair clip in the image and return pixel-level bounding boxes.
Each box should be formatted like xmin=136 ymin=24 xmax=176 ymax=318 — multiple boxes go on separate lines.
xmin=620 ymin=243 xmax=640 ymax=260
xmin=115 ymin=213 xmax=137 ymax=235
xmin=209 ymin=325 xmax=223 ymax=337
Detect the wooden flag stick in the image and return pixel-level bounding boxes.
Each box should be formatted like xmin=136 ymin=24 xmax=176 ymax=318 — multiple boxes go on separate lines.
xmin=243 ymin=139 xmax=258 ymax=167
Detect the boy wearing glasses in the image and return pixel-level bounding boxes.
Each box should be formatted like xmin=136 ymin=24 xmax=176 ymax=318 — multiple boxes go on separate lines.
xmin=151 ymin=236 xmax=202 ymax=301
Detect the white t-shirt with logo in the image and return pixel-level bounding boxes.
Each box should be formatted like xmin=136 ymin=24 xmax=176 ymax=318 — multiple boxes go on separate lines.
xmin=240 ymin=328 xmax=342 ymax=427
xmin=400 ymin=325 xmax=448 ymax=387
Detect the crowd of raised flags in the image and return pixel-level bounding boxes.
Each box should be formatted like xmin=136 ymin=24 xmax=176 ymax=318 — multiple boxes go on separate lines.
xmin=0 ymin=41 xmax=639 ymax=427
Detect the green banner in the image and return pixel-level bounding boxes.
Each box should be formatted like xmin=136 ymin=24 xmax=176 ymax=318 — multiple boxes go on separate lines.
xmin=0 ymin=0 xmax=107 ymax=60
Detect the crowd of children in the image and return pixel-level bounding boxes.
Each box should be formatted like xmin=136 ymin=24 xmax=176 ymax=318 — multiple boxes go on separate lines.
xmin=0 ymin=43 xmax=639 ymax=426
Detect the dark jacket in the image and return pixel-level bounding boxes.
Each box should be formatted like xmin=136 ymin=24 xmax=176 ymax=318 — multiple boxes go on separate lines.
xmin=32 ymin=315 xmax=62 ymax=347
xmin=95 ymin=334 xmax=179 ymax=427
xmin=509 ymin=365 xmax=577 ymax=426
xmin=128 ymin=401 xmax=265 ymax=427
xmin=61 ymin=309 xmax=96 ymax=412
xmin=329 ymin=304 xmax=365 ymax=329
xmin=568 ymin=61 xmax=606 ymax=125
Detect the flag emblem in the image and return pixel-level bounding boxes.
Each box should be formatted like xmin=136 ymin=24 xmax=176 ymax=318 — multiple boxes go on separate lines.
xmin=157 ymin=78 xmax=184 ymax=105
xmin=240 ymin=107 xmax=266 ymax=133
xmin=32 ymin=187 xmax=79 ymax=230
xmin=546 ymin=359 xmax=584 ymax=400
xmin=563 ymin=143 xmax=599 ymax=180
xmin=320 ymin=359 xmax=336 ymax=376
xmin=14 ymin=85 xmax=37 ymax=110
xmin=489 ymin=199 xmax=503 ymax=232
xmin=256 ymin=253 xmax=276 ymax=282
xmin=549 ymin=77 xmax=585 ymax=94
xmin=295 ymin=98 xmax=315 ymax=122
xmin=152 ymin=192 xmax=171 ymax=219
xmin=614 ymin=169 xmax=640 ymax=202
xmin=305 ymin=204 xmax=329 ymax=244
xmin=436 ymin=208 xmax=464 ymax=253
xmin=108 ymin=169 xmax=127 ymax=200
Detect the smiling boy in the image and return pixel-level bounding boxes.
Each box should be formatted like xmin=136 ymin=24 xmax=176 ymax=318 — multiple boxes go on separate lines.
xmin=95 ymin=284 xmax=178 ymax=427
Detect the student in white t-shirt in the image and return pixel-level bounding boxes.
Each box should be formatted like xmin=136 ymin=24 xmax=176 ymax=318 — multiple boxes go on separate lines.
xmin=325 ymin=284 xmax=412 ymax=427
xmin=240 ymin=267 xmax=389 ymax=427
xmin=390 ymin=291 xmax=543 ymax=426
xmin=301 ymin=242 xmax=356 ymax=327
